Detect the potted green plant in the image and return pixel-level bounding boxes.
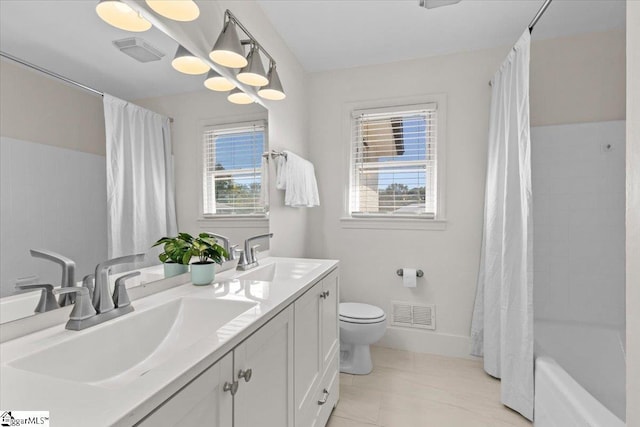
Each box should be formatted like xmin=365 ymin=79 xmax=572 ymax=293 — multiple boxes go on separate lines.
xmin=152 ymin=234 xmax=192 ymax=278
xmin=186 ymin=232 xmax=228 ymax=286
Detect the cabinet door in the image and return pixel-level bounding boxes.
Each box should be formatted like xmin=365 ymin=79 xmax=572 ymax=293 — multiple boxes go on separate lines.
xmin=294 ymin=281 xmax=323 ymax=427
xmin=321 ymin=269 xmax=339 ymax=369
xmin=234 ymin=306 xmax=294 ymax=427
xmin=137 ymin=352 xmax=233 ymax=427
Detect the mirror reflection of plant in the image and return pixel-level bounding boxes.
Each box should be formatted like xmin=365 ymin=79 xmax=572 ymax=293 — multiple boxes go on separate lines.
xmin=153 ymin=233 xmax=192 ymax=265
xmin=153 ymin=233 xmax=228 ymax=265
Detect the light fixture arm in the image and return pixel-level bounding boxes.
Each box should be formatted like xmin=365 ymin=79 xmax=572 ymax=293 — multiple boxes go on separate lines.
xmin=224 ymin=10 xmax=276 ymax=67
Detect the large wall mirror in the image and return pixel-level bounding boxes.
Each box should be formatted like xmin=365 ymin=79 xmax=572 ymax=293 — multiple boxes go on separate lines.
xmin=0 ymin=1 xmax=269 ymax=323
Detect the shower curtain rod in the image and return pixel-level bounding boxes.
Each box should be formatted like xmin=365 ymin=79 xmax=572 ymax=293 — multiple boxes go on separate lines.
xmin=0 ymin=51 xmax=173 ymax=123
xmin=488 ymin=0 xmax=552 ymax=87
xmin=528 ymin=0 xmax=553 ymax=33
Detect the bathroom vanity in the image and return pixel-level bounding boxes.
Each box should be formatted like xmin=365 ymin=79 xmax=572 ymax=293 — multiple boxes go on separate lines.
xmin=0 ymin=257 xmax=339 ymax=427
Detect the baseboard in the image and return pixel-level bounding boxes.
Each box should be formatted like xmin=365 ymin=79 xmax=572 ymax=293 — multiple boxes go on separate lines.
xmin=377 ymin=326 xmax=476 ymax=360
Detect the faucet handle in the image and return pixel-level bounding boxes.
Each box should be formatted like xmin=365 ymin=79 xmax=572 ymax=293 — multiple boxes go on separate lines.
xmin=82 ymin=274 xmax=95 ymax=300
xmin=54 ymin=287 xmax=96 ymax=321
xmin=15 ymin=282 xmax=60 ymax=313
xmin=112 ymin=271 xmax=140 ymax=308
xmin=94 ymin=253 xmax=145 ymax=313
xmin=229 ymin=245 xmax=240 ymax=261
xmin=250 ymin=244 xmax=261 ymax=262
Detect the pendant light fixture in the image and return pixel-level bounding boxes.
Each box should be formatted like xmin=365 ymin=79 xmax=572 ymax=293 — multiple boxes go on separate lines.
xmin=171 ymin=45 xmax=209 ymax=75
xmin=258 ymin=63 xmax=286 ymax=100
xmin=227 ymin=88 xmax=254 ymax=105
xmin=237 ymin=44 xmax=269 ymax=87
xmin=96 ymin=0 xmax=152 ymax=32
xmin=204 ymin=69 xmax=235 ymax=92
xmin=210 ymin=20 xmax=247 ymax=69
xmin=145 ymin=0 xmax=200 ymax=22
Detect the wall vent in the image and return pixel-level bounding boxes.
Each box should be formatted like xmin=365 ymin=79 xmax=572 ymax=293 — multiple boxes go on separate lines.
xmin=391 ymin=301 xmax=435 ymax=330
xmin=113 ymin=37 xmax=165 ymax=63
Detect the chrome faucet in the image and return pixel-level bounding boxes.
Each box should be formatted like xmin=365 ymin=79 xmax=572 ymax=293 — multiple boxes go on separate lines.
xmin=30 ymin=249 xmax=76 ymax=306
xmin=205 ymin=232 xmax=238 ymax=262
xmin=52 ymin=253 xmax=144 ymax=331
xmin=236 ymin=233 xmax=273 ymax=271
xmin=93 ymin=253 xmax=145 ymax=314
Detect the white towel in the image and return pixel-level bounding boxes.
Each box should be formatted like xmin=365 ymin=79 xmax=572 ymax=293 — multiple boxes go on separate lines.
xmin=275 ymin=155 xmax=287 ymax=190
xmin=282 ymin=151 xmax=320 ymax=207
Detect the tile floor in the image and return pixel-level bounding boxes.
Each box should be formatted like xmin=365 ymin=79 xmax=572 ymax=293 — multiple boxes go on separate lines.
xmin=327 ymin=346 xmax=532 ymax=427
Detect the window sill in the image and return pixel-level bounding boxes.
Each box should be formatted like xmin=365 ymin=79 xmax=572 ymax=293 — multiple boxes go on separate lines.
xmin=340 ymin=216 xmax=447 ymax=231
xmin=197 ymin=216 xmax=268 ymax=229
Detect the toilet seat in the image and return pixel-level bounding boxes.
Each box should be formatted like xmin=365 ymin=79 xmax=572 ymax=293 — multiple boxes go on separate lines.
xmin=339 ymin=302 xmax=386 ymax=324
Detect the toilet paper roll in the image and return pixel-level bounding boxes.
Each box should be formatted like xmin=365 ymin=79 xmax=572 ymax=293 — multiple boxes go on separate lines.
xmin=403 ymin=268 xmax=417 ymax=288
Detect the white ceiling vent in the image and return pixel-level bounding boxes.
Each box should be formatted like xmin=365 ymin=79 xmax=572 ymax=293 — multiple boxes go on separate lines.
xmin=113 ymin=37 xmax=165 ymax=63
xmin=391 ymin=301 xmax=435 ymax=330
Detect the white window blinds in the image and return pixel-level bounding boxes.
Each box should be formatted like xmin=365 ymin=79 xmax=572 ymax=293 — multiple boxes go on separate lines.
xmin=350 ymin=105 xmax=437 ymax=218
xmin=202 ymin=121 xmax=266 ymax=215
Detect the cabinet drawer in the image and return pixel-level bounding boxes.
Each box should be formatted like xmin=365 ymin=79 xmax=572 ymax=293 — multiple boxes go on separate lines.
xmin=315 ymin=350 xmax=339 ymax=427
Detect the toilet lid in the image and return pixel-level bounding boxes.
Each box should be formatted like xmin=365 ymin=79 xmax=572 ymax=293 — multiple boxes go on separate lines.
xmin=339 ymin=302 xmax=386 ymax=322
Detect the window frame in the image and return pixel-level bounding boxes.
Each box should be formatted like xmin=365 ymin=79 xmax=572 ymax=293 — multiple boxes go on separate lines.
xmin=341 ymin=95 xmax=447 ymax=231
xmin=198 ymin=117 xmax=269 ymax=221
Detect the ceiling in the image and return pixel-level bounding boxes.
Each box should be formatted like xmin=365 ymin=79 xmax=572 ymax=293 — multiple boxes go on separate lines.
xmin=256 ymin=0 xmax=626 ymax=72
xmin=0 ymin=1 xmax=626 ymax=100
xmin=0 ymin=0 xmax=206 ymax=100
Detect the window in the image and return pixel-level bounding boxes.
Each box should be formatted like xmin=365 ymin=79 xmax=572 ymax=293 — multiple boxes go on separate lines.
xmin=202 ymin=121 xmax=267 ymax=216
xmin=349 ymin=104 xmax=438 ymax=219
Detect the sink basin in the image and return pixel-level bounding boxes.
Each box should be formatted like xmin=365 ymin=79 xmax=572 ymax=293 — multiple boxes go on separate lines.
xmin=235 ymin=261 xmax=322 ymax=282
xmin=10 ymin=297 xmax=256 ymax=387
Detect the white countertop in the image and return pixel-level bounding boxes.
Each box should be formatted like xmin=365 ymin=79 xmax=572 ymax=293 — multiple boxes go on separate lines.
xmin=0 ymin=257 xmax=338 ymax=426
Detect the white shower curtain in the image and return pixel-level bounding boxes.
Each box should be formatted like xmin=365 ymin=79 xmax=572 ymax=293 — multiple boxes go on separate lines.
xmin=103 ymin=94 xmax=177 ymax=262
xmin=470 ymin=30 xmax=533 ymax=420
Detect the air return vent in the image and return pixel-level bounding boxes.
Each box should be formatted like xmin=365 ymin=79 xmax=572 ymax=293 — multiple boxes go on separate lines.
xmin=391 ymin=301 xmax=435 ymax=330
xmin=113 ymin=37 xmax=165 ymax=63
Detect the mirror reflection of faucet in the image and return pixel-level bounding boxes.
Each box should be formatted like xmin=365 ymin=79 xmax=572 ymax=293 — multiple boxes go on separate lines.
xmin=14 ymin=277 xmax=59 ymax=314
xmin=29 ymin=249 xmax=77 ymax=306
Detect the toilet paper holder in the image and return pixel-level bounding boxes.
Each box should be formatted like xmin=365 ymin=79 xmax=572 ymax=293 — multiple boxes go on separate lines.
xmin=396 ymin=269 xmax=424 ymax=278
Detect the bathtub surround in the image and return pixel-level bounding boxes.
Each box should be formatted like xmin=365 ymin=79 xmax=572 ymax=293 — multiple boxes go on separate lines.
xmin=470 ymin=30 xmax=533 ymax=420
xmin=531 ymin=121 xmax=626 ymax=329
xmin=530 ymin=121 xmax=626 ymax=423
xmin=103 ymin=95 xmax=177 ymax=263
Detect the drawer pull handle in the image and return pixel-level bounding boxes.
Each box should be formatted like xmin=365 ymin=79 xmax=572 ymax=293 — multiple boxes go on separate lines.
xmin=223 ymin=381 xmax=238 ymax=395
xmin=238 ymin=368 xmax=253 ymax=382
xmin=317 ymin=388 xmax=330 ymax=405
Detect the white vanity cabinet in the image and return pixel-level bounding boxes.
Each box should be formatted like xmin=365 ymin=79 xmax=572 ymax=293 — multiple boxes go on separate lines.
xmin=234 ymin=306 xmax=294 ymax=427
xmin=137 ymin=353 xmax=234 ymax=427
xmin=138 ymin=307 xmax=294 ymax=427
xmin=136 ymin=266 xmax=338 ymax=427
xmin=294 ymin=268 xmax=340 ymax=427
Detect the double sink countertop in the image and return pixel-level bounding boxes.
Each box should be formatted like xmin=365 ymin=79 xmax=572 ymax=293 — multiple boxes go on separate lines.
xmin=0 ymin=257 xmax=338 ymax=426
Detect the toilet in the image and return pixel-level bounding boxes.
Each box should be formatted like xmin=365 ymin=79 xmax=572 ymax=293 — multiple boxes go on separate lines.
xmin=339 ymin=302 xmax=387 ymax=375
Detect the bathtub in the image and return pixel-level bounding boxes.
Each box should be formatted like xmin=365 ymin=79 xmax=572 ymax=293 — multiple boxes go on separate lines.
xmin=534 ymin=319 xmax=625 ymax=426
